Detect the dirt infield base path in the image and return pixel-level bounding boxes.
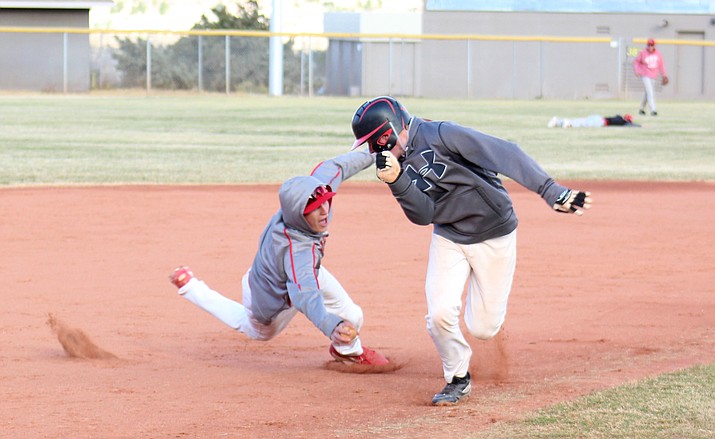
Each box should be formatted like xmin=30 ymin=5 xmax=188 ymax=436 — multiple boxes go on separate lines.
xmin=2 ymin=181 xmax=713 ymax=438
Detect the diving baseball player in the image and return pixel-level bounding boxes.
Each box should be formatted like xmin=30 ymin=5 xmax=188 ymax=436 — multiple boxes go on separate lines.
xmin=170 ymin=150 xmax=391 ymax=367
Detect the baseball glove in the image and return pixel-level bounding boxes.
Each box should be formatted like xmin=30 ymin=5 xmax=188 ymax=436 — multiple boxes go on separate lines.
xmin=662 ymin=76 xmax=669 ymax=86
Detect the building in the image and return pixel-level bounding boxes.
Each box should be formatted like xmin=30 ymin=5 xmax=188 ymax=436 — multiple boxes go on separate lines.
xmin=0 ymin=0 xmax=112 ymax=92
xmin=325 ymin=1 xmax=715 ymax=100
xmin=323 ymin=11 xmax=421 ymax=97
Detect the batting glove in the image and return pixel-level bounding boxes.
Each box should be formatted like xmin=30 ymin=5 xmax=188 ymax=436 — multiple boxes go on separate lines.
xmin=553 ymin=189 xmax=592 ymax=216
xmin=376 ymin=151 xmax=401 ymax=184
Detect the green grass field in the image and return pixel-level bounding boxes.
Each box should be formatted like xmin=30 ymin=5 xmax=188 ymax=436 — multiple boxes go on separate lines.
xmin=1 ymin=93 xmax=713 ymax=437
xmin=1 ymin=94 xmax=713 ymax=185
xmin=472 ymin=363 xmax=715 ymax=439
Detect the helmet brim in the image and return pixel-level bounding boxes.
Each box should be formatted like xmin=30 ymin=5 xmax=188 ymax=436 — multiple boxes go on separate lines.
xmin=350 ymin=120 xmax=390 ymax=151
xmin=350 ymin=138 xmax=366 ymax=151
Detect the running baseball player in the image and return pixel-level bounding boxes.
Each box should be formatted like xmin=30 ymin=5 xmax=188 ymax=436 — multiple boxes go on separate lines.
xmin=350 ymin=96 xmax=592 ymax=405
xmin=170 ymin=150 xmax=390 ymax=366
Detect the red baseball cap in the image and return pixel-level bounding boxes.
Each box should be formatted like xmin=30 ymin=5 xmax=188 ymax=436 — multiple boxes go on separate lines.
xmin=303 ymin=185 xmax=335 ymax=214
xmin=647 ymin=38 xmax=656 ymax=46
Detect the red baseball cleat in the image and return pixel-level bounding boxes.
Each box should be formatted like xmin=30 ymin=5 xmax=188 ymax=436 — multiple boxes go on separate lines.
xmin=170 ymin=266 xmax=194 ymax=289
xmin=329 ymin=345 xmax=389 ymax=366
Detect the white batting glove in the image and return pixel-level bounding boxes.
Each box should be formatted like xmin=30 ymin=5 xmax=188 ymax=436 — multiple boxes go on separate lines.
xmin=553 ymin=189 xmax=592 ymax=216
xmin=330 ymin=321 xmax=358 ymax=345
xmin=375 ymin=151 xmax=401 ymax=184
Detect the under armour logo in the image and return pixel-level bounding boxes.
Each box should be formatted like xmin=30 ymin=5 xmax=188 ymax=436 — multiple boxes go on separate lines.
xmin=404 ymin=150 xmax=447 ymax=192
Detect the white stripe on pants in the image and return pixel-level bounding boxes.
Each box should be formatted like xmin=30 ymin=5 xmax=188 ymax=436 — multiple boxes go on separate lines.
xmin=179 ymin=267 xmax=364 ymax=355
xmin=424 ymin=230 xmax=517 ymax=382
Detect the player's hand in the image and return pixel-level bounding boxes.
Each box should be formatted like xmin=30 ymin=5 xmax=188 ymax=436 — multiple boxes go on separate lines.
xmin=376 ymin=151 xmax=401 ymax=183
xmin=331 ymin=321 xmax=358 ymax=345
xmin=662 ymin=76 xmax=669 ymax=86
xmin=553 ymin=189 xmax=592 ymax=215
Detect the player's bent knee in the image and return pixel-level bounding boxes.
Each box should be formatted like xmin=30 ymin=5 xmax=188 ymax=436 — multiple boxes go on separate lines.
xmin=426 ymin=306 xmax=460 ymax=335
xmin=466 ymin=320 xmax=503 ymax=340
xmin=244 ymin=318 xmax=281 ymax=341
xmin=246 ymin=326 xmax=277 ymax=341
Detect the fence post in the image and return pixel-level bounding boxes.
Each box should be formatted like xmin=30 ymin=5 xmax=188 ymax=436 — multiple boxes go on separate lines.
xmin=225 ymin=35 xmax=230 ymax=95
xmin=300 ymin=48 xmax=305 ymax=96
xmin=466 ymin=39 xmax=471 ymax=99
xmin=400 ymin=39 xmax=405 ymax=96
xmin=388 ymin=38 xmax=393 ymax=95
xmin=63 ymin=32 xmax=68 ymax=94
xmin=616 ymin=36 xmax=623 ymax=99
xmin=198 ymin=35 xmax=203 ymax=92
xmin=308 ymin=36 xmax=313 ymax=97
xmin=146 ymin=36 xmax=151 ymax=94
xmin=539 ymin=41 xmax=544 ymax=99
xmin=512 ymin=41 xmax=517 ymax=98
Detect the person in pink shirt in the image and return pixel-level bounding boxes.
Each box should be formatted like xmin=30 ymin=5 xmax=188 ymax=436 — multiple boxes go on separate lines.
xmin=633 ymin=38 xmax=669 ymax=116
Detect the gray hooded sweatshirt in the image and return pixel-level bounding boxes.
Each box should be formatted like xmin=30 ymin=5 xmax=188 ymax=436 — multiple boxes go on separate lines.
xmin=387 ymin=117 xmax=570 ymax=244
xmin=247 ymin=150 xmax=373 ymax=337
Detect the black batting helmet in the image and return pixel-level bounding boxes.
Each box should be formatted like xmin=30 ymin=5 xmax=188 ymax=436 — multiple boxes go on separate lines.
xmin=351 ymin=96 xmax=411 ymax=153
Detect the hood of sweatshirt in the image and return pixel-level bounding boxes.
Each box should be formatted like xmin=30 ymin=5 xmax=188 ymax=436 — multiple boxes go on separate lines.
xmin=278 ymin=175 xmax=333 ymax=235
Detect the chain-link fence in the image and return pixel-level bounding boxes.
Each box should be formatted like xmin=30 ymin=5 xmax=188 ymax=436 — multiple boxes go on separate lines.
xmin=1 ymin=28 xmax=713 ymax=99
xmin=89 ymin=30 xmax=327 ymax=95
xmin=0 ymin=28 xmax=329 ymax=95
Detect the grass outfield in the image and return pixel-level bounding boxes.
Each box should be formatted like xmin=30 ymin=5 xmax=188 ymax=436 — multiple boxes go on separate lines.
xmin=0 ymin=94 xmax=713 ymax=185
xmin=472 ymin=363 xmax=715 ymax=439
xmin=1 ymin=93 xmax=713 ymax=438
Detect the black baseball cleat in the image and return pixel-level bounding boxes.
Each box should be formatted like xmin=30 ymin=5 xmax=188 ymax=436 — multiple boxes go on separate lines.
xmin=651 ymin=111 xmax=658 ymax=116
xmin=638 ymin=109 xmax=646 ymax=115
xmin=431 ymin=372 xmax=471 ymax=406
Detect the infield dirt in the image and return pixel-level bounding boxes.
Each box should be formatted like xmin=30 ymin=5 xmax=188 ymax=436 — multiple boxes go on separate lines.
xmin=1 ymin=181 xmax=713 ymax=438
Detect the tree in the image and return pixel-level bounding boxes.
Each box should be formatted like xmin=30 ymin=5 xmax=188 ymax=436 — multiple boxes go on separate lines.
xmin=188 ymin=2 xmax=271 ymax=92
xmin=111 ymin=1 xmax=317 ymax=93
xmin=194 ymin=1 xmax=268 ymax=31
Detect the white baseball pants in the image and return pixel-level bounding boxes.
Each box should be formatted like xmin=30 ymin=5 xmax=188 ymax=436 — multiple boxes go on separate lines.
xmin=424 ymin=230 xmax=517 ymax=383
xmin=568 ymin=114 xmax=606 ymax=128
xmin=179 ymin=267 xmax=364 ymax=356
xmin=640 ymin=76 xmax=657 ymax=112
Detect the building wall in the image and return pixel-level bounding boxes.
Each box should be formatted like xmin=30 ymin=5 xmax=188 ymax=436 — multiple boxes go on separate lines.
xmin=325 ymin=39 xmax=362 ymax=96
xmin=420 ymin=11 xmax=715 ymax=99
xmin=324 ymin=12 xmax=422 ymax=98
xmin=361 ymin=40 xmax=420 ymax=98
xmin=0 ymin=8 xmax=91 ymax=92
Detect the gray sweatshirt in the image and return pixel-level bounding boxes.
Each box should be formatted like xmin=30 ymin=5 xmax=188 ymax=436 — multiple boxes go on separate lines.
xmin=387 ymin=117 xmax=568 ymax=244
xmin=247 ymin=150 xmax=373 ymax=337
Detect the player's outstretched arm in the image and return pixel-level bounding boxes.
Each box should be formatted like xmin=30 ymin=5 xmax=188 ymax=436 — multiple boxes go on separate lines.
xmin=553 ymin=189 xmax=592 ymax=216
xmin=310 ymin=150 xmax=374 ymax=190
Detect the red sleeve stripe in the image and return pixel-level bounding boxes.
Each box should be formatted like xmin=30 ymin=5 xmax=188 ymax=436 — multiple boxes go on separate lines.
xmin=312 ymin=243 xmax=321 ymax=289
xmin=310 ymin=162 xmax=344 ymax=187
xmin=283 ymin=228 xmax=301 ymax=290
xmin=309 ymin=161 xmax=325 ymax=176
xmin=326 ymin=168 xmax=343 ymax=186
